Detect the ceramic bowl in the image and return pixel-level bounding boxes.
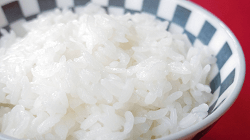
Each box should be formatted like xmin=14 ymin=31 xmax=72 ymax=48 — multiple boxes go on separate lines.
xmin=0 ymin=0 xmax=245 ymax=139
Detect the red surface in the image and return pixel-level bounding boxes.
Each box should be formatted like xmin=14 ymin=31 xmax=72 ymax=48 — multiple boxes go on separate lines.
xmin=190 ymin=0 xmax=250 ymax=140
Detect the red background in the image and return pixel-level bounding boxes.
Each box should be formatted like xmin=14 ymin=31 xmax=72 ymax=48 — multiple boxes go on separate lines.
xmin=190 ymin=0 xmax=250 ymax=139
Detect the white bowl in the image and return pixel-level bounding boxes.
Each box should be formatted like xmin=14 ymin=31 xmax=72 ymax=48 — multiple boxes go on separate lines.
xmin=0 ymin=0 xmax=245 ymax=139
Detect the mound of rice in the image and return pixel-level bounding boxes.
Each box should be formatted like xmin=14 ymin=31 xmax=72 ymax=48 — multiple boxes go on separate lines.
xmin=0 ymin=3 xmax=216 ymax=140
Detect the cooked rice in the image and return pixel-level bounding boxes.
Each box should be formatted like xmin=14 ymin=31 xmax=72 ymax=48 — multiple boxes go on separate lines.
xmin=0 ymin=3 xmax=216 ymax=140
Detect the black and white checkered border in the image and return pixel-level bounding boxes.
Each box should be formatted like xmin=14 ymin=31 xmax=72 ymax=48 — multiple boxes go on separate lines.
xmin=0 ymin=0 xmax=238 ymax=114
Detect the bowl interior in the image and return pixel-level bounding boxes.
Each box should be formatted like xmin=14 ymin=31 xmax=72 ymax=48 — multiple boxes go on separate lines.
xmin=0 ymin=0 xmax=245 ymax=139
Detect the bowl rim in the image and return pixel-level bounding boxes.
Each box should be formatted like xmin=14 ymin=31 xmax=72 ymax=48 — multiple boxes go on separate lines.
xmin=0 ymin=133 xmax=20 ymax=140
xmin=157 ymin=0 xmax=246 ymax=139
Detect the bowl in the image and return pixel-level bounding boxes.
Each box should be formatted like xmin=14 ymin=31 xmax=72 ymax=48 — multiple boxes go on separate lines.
xmin=0 ymin=0 xmax=245 ymax=139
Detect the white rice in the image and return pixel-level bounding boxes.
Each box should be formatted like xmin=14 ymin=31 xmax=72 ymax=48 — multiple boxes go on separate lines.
xmin=0 ymin=3 xmax=216 ymax=140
